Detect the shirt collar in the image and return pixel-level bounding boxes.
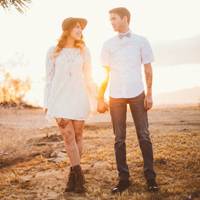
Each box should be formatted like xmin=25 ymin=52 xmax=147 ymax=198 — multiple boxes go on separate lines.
xmin=124 ymin=29 xmax=131 ymax=35
xmin=118 ymin=29 xmax=132 ymax=39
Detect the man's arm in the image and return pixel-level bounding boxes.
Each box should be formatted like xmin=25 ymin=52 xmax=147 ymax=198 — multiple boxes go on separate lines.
xmin=97 ymin=66 xmax=110 ymax=113
xmin=144 ymin=63 xmax=153 ymax=110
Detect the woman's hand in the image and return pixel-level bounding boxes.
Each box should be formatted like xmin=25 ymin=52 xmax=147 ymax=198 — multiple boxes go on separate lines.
xmin=45 ymin=109 xmax=47 ymax=114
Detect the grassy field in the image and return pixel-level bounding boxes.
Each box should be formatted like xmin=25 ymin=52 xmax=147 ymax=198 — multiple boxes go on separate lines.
xmin=0 ymin=107 xmax=200 ymax=200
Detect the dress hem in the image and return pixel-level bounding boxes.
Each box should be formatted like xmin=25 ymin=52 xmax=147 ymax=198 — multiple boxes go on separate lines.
xmin=45 ymin=112 xmax=92 ymax=123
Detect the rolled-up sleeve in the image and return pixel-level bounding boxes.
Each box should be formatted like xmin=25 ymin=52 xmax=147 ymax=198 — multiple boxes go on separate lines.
xmin=100 ymin=42 xmax=110 ymax=67
xmin=141 ymin=38 xmax=155 ymax=64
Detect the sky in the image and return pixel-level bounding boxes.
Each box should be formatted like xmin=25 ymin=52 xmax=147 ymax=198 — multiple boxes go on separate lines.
xmin=0 ymin=0 xmax=200 ymax=106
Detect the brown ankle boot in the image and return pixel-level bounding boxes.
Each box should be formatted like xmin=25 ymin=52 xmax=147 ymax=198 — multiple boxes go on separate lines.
xmin=65 ymin=167 xmax=76 ymax=192
xmin=73 ymin=165 xmax=85 ymax=193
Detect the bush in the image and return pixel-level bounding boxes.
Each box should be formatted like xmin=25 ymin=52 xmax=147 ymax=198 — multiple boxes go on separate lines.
xmin=0 ymin=53 xmax=31 ymax=107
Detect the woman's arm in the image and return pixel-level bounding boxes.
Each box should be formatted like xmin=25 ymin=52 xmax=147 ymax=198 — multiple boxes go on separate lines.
xmin=83 ymin=47 xmax=99 ymax=100
xmin=44 ymin=46 xmax=55 ymax=112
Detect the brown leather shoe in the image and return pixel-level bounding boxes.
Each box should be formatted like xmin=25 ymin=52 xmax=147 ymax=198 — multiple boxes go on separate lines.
xmin=73 ymin=165 xmax=85 ymax=193
xmin=65 ymin=167 xmax=76 ymax=192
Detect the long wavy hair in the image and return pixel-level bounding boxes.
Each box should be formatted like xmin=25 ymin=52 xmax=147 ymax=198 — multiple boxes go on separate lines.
xmin=53 ymin=21 xmax=85 ymax=58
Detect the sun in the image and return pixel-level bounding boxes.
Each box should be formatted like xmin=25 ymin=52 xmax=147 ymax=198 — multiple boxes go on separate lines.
xmin=92 ymin=64 xmax=109 ymax=100
xmin=92 ymin=66 xmax=107 ymax=87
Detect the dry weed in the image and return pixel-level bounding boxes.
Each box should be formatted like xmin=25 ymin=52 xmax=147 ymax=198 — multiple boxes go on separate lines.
xmin=0 ymin=108 xmax=44 ymax=165
xmin=0 ymin=108 xmax=200 ymax=199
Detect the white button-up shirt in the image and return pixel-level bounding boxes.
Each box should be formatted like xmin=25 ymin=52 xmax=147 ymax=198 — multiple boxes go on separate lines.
xmin=100 ymin=30 xmax=155 ymax=98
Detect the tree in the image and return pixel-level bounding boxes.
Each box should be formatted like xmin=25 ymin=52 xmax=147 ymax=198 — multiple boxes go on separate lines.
xmin=0 ymin=53 xmax=31 ymax=107
xmin=0 ymin=0 xmax=32 ymax=14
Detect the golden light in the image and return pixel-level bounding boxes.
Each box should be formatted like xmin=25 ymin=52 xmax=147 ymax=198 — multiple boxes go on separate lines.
xmin=0 ymin=0 xmax=200 ymax=107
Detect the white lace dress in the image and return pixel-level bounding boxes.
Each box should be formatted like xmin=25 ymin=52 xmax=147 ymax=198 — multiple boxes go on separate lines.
xmin=44 ymin=46 xmax=99 ymax=121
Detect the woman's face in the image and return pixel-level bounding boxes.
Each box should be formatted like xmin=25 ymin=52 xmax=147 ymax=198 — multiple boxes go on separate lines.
xmin=69 ymin=22 xmax=83 ymax=40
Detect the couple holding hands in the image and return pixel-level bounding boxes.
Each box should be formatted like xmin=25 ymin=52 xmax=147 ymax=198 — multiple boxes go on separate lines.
xmin=44 ymin=7 xmax=158 ymax=194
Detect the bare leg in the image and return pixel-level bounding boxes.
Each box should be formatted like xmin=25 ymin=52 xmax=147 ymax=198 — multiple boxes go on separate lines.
xmin=72 ymin=120 xmax=85 ymax=158
xmin=56 ymin=118 xmax=80 ymax=167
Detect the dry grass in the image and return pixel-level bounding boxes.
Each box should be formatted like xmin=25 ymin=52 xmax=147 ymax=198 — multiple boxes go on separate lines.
xmin=0 ymin=108 xmax=30 ymax=161
xmin=151 ymin=106 xmax=200 ymax=111
xmin=0 ymin=107 xmax=200 ymax=200
xmin=0 ymin=107 xmax=53 ymax=165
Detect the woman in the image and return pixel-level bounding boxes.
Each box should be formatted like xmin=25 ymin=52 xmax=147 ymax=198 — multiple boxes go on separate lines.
xmin=44 ymin=17 xmax=99 ymax=193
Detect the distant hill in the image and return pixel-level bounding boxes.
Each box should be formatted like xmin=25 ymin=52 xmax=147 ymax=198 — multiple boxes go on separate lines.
xmin=152 ymin=34 xmax=200 ymax=67
xmin=153 ymin=86 xmax=200 ymax=106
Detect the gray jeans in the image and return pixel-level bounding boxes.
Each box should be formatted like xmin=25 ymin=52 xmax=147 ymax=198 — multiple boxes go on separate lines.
xmin=109 ymin=92 xmax=156 ymax=181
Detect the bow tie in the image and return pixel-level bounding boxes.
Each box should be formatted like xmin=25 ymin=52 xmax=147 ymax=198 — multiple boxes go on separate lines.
xmin=118 ymin=32 xmax=131 ymax=39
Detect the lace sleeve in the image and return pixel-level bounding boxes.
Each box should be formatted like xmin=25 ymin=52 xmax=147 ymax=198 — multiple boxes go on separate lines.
xmin=44 ymin=46 xmax=55 ymax=109
xmin=83 ymin=47 xmax=99 ymax=107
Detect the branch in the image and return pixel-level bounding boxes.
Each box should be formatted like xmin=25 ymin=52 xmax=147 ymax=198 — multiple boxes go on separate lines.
xmin=0 ymin=0 xmax=32 ymax=14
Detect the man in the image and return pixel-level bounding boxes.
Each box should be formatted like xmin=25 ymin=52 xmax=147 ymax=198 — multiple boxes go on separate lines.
xmin=97 ymin=7 xmax=158 ymax=193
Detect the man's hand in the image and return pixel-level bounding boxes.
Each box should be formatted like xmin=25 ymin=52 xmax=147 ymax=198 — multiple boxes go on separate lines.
xmin=97 ymin=100 xmax=109 ymax=113
xmin=144 ymin=95 xmax=153 ymax=110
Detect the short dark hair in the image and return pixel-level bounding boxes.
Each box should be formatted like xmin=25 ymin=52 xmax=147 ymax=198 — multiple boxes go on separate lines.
xmin=109 ymin=7 xmax=131 ymax=24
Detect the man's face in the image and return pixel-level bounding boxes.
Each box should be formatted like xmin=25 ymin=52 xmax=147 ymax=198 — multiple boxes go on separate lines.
xmin=109 ymin=13 xmax=124 ymax=32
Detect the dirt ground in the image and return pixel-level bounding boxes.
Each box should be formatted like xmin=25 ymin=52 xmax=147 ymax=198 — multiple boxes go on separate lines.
xmin=0 ymin=106 xmax=200 ymax=200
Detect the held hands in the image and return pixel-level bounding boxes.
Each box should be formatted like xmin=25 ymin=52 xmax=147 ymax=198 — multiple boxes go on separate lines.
xmin=97 ymin=100 xmax=109 ymax=113
xmin=144 ymin=95 xmax=153 ymax=110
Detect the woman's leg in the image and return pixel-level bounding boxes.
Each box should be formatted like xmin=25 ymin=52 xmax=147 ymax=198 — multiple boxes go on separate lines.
xmin=55 ymin=118 xmax=80 ymax=166
xmin=72 ymin=120 xmax=85 ymax=193
xmin=55 ymin=118 xmax=85 ymax=193
xmin=72 ymin=120 xmax=85 ymax=158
